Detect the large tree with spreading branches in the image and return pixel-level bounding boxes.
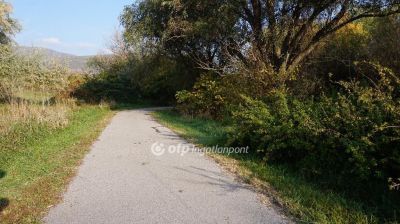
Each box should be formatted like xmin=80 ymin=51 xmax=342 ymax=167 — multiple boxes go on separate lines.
xmin=122 ymin=0 xmax=400 ymax=76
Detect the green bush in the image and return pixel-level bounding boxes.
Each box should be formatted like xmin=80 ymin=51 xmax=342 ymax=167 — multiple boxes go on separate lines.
xmin=175 ymin=72 xmax=273 ymax=119
xmin=230 ymin=90 xmax=320 ymax=164
xmin=72 ymin=72 xmax=140 ymax=103
xmin=230 ymin=63 xmax=400 ymax=190
xmin=176 ymin=74 xmax=228 ymax=118
xmin=76 ymin=53 xmax=199 ymax=104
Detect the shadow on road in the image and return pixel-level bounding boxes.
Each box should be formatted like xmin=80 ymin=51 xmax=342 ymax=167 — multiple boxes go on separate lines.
xmin=173 ymin=166 xmax=252 ymax=193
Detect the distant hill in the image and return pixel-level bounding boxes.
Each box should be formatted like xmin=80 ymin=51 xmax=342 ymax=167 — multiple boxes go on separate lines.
xmin=15 ymin=46 xmax=93 ymax=72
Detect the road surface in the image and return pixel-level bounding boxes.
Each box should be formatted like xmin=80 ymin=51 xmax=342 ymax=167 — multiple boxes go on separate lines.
xmin=44 ymin=109 xmax=290 ymax=224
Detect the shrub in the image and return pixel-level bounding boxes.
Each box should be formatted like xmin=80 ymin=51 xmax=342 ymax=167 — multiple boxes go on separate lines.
xmin=77 ymin=52 xmax=199 ymax=104
xmin=71 ymin=72 xmax=140 ymax=103
xmin=314 ymin=63 xmax=400 ymax=183
xmin=0 ymin=45 xmax=68 ymax=103
xmin=175 ymin=72 xmax=274 ymax=119
xmin=230 ymin=90 xmax=320 ymax=164
xmin=230 ymin=63 xmax=400 ymax=190
xmin=0 ymin=82 xmax=12 ymax=103
xmin=176 ymin=74 xmax=228 ymax=118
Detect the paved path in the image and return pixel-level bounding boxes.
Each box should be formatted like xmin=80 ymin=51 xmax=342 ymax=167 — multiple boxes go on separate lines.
xmin=44 ymin=109 xmax=289 ymax=224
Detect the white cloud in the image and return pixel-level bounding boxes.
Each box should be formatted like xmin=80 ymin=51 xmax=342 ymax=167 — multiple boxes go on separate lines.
xmin=75 ymin=42 xmax=97 ymax=49
xmin=37 ymin=38 xmax=96 ymax=50
xmin=31 ymin=37 xmax=102 ymax=55
xmin=40 ymin=37 xmax=61 ymax=45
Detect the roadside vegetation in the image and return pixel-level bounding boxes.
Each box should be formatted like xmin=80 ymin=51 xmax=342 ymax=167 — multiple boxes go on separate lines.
xmin=0 ymin=2 xmax=115 ymax=223
xmin=0 ymin=106 xmax=113 ymax=223
xmin=153 ymin=110 xmax=399 ymax=224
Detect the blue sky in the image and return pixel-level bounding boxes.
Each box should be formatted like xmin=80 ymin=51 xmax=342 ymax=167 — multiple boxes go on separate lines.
xmin=9 ymin=0 xmax=134 ymax=56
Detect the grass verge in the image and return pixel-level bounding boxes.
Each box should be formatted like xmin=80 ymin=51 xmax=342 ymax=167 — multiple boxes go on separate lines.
xmin=152 ymin=110 xmax=395 ymax=224
xmin=0 ymin=105 xmax=114 ymax=223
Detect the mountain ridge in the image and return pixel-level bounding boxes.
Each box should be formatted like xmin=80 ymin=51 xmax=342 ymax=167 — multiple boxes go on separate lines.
xmin=15 ymin=46 xmax=94 ymax=72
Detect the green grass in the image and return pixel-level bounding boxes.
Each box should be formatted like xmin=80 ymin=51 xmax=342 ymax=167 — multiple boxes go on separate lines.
xmin=152 ymin=110 xmax=229 ymax=146
xmin=152 ymin=110 xmax=397 ymax=224
xmin=0 ymin=105 xmax=114 ymax=223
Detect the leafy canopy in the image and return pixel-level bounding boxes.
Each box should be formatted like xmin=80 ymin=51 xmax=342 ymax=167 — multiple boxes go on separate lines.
xmin=121 ymin=0 xmax=400 ymax=75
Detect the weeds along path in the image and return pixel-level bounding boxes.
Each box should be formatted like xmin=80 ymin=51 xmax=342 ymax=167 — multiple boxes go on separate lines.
xmin=44 ymin=108 xmax=290 ymax=224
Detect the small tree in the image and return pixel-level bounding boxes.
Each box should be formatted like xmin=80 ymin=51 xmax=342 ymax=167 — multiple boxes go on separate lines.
xmin=0 ymin=0 xmax=20 ymax=44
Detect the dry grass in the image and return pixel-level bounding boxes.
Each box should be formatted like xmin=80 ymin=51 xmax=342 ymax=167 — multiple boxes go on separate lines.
xmin=0 ymin=99 xmax=75 ymax=137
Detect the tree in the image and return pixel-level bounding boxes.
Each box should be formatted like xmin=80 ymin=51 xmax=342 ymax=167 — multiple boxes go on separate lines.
xmin=122 ymin=0 xmax=400 ymax=78
xmin=121 ymin=0 xmax=242 ymax=70
xmin=237 ymin=0 xmax=400 ymax=75
xmin=367 ymin=15 xmax=400 ymax=73
xmin=0 ymin=0 xmax=19 ymax=44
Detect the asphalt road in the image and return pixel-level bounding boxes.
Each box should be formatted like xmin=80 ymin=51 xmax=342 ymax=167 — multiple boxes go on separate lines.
xmin=44 ymin=109 xmax=290 ymax=224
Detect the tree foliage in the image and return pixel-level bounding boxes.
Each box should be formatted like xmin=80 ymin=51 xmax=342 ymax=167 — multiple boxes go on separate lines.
xmin=0 ymin=45 xmax=68 ymax=102
xmin=0 ymin=0 xmax=19 ymax=44
xmin=122 ymin=0 xmax=400 ymax=77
